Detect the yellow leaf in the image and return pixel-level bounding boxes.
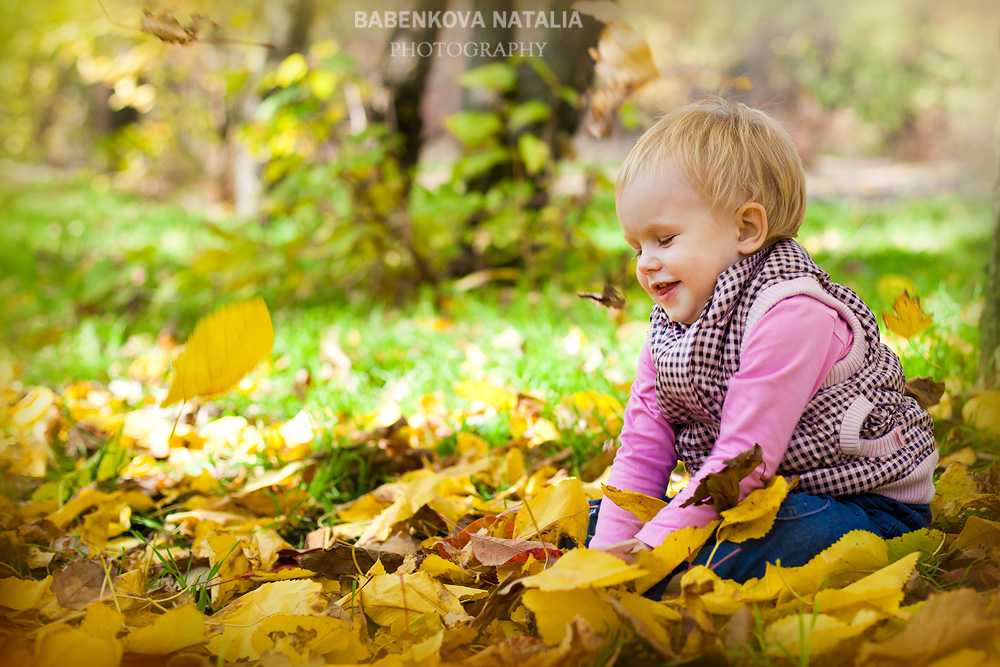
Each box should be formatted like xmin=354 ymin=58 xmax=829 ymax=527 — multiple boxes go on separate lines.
xmin=206 ymin=579 xmax=327 ymax=660
xmin=358 ymin=460 xmax=488 ymax=543
xmin=496 ymin=447 xmax=525 ymax=488
xmin=633 ymin=522 xmax=718 ymax=595
xmin=962 ymin=391 xmax=1000 ymax=437
xmin=882 ymin=290 xmax=932 ymax=339
xmin=9 ymin=386 xmax=56 ymax=429
xmin=161 ymin=297 xmax=274 ymax=407
xmin=930 ymin=463 xmax=979 ymax=520
xmin=122 ymin=604 xmax=206 ymax=654
xmin=745 ymin=530 xmax=888 ymax=603
xmin=202 ymin=530 xmax=253 ymax=606
xmin=811 ymin=552 xmax=919 ymax=619
xmin=359 ymin=570 xmax=469 ymax=627
xmin=951 ymin=515 xmax=1000 ymax=551
xmin=717 ymin=475 xmax=791 ymax=543
xmin=453 ymin=379 xmax=516 ymax=409
xmin=35 ymin=602 xmax=123 ymax=667
xmin=276 ymin=52 xmax=308 ymax=87
xmin=766 ymin=609 xmax=880 ymax=659
xmin=249 ymin=613 xmax=357 ymax=659
xmin=522 ymin=588 xmax=624 ymax=646
xmin=0 ymin=576 xmax=51 ymax=611
xmin=513 ymin=478 xmax=589 ymax=544
xmin=519 ymin=549 xmax=647 ymax=590
xmin=601 ymin=483 xmax=667 ymax=522
xmin=855 ymin=589 xmax=998 ymax=667
xmin=678 ymin=566 xmax=748 ymax=615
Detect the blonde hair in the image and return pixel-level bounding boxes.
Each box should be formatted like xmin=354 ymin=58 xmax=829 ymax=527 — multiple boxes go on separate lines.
xmin=616 ymin=96 xmax=807 ymax=245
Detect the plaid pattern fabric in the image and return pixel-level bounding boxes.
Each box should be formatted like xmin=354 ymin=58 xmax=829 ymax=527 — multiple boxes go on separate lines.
xmin=647 ymin=239 xmax=936 ymax=497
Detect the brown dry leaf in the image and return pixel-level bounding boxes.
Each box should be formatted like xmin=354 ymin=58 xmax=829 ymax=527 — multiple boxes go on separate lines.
xmin=468 ymin=533 xmax=561 ymax=567
xmin=51 ymin=559 xmax=115 ymax=610
xmin=904 ymin=376 xmax=946 ymax=409
xmin=679 ymin=444 xmax=764 ymax=511
xmin=577 ymin=285 xmax=626 ymax=310
xmin=278 ymin=543 xmax=407 ymax=577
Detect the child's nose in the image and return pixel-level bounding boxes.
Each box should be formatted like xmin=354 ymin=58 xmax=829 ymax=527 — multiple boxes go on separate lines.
xmin=637 ymin=251 xmax=661 ymax=273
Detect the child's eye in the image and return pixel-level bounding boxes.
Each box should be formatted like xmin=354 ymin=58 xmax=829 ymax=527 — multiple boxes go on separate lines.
xmin=632 ymin=248 xmax=641 ymax=259
xmin=658 ymin=236 xmax=675 ymax=246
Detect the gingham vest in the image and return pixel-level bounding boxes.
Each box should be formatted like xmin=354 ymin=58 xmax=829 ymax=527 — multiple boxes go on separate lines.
xmin=647 ymin=239 xmax=938 ymax=502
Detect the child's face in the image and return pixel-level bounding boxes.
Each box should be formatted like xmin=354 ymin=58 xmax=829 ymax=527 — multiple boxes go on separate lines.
xmin=617 ymin=162 xmax=749 ymax=325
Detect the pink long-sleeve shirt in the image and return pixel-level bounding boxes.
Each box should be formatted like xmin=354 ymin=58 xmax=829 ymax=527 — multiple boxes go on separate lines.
xmin=590 ymin=295 xmax=854 ymax=548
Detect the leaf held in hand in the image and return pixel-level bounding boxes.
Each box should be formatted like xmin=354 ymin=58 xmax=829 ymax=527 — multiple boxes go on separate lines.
xmin=882 ymin=290 xmax=932 ymax=339
xmin=161 ymin=297 xmax=273 ymax=407
xmin=680 ymin=444 xmax=764 ymax=511
xmin=602 ymin=483 xmax=667 ymax=522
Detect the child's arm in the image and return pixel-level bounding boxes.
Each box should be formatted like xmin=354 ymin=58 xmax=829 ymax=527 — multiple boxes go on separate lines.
xmin=589 ymin=344 xmax=678 ymax=548
xmin=633 ymin=295 xmax=852 ymax=547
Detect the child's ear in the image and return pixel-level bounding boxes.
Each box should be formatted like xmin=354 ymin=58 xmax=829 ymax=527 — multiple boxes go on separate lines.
xmin=735 ymin=202 xmax=768 ymax=254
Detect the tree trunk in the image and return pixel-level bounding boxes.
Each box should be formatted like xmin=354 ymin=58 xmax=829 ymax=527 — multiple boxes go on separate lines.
xmin=381 ymin=0 xmax=444 ymax=170
xmin=978 ymin=104 xmax=1000 ymax=388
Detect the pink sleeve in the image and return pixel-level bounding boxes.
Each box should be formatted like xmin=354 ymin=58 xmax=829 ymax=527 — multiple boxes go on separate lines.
xmin=633 ymin=295 xmax=853 ymax=547
xmin=589 ymin=343 xmax=677 ymax=548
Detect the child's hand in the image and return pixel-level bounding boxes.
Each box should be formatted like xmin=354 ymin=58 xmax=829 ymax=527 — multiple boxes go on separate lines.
xmin=594 ymin=538 xmax=650 ymax=563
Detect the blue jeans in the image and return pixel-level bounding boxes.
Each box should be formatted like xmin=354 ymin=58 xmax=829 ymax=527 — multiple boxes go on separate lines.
xmin=586 ymin=492 xmax=930 ymax=594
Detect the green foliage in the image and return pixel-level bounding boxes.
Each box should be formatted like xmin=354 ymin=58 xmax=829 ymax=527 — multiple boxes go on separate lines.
xmin=231 ymin=50 xmax=620 ymax=302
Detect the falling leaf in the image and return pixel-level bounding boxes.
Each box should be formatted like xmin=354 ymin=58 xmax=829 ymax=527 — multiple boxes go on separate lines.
xmin=904 ymin=376 xmax=946 ymax=410
xmin=161 ymin=297 xmax=274 ymax=407
xmin=882 ymin=290 xmax=933 ymax=339
xmin=601 ymin=484 xmax=667 ymax=522
xmin=577 ymin=285 xmax=627 ymax=310
xmin=679 ymin=444 xmax=764 ymax=511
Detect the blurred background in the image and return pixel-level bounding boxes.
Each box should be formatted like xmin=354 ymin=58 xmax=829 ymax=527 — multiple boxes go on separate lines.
xmin=1 ymin=0 xmax=997 ymax=409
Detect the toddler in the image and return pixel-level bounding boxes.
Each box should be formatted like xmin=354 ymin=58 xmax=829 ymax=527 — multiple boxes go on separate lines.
xmin=589 ymin=97 xmax=938 ymax=583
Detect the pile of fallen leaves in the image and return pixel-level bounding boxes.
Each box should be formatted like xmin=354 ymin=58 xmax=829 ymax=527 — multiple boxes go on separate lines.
xmin=1 ymin=298 xmax=1000 ymax=666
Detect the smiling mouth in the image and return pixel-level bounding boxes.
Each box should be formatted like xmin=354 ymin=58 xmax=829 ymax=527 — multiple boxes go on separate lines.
xmin=651 ymin=281 xmax=679 ymax=299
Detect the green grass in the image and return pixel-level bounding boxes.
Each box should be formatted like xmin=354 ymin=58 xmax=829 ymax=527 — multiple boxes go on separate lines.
xmin=2 ymin=169 xmax=992 ymax=429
